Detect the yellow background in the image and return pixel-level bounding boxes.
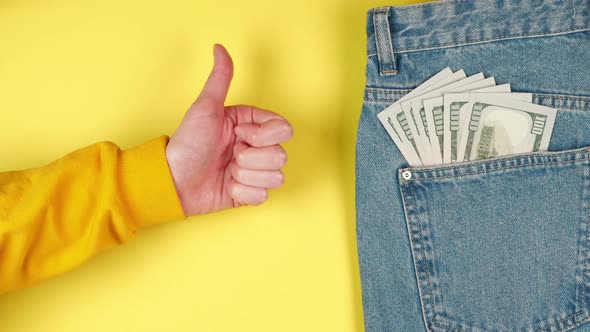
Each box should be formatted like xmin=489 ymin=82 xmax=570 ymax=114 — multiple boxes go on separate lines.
xmin=0 ymin=0 xmax=426 ymax=331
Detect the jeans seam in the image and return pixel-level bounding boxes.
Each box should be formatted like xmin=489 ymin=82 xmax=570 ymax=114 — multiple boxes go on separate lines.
xmin=364 ymin=87 xmax=412 ymax=103
xmin=432 ymin=321 xmax=461 ymax=331
xmin=405 ymin=148 xmax=590 ymax=174
xmin=401 ymin=185 xmax=438 ymax=331
xmin=393 ymin=26 xmax=590 ymax=54
xmin=537 ymin=311 xmax=585 ymax=332
xmin=414 ymin=191 xmax=439 ymax=328
xmin=365 ymin=97 xmax=408 ymax=103
xmin=534 ymin=93 xmax=590 ymax=102
xmin=560 ymin=315 xmax=590 ymax=332
xmin=364 ymin=90 xmax=590 ymax=100
xmin=364 ymin=90 xmax=590 ymax=105
xmin=407 ymin=184 xmax=464 ymax=331
xmin=404 ymin=182 xmax=475 ymax=331
xmin=366 ymin=87 xmax=412 ymax=92
xmin=582 ymin=157 xmax=590 ymax=314
xmin=406 ymin=158 xmax=583 ymax=182
xmin=547 ymin=105 xmax=590 ymax=111
xmin=372 ymin=0 xmax=468 ymax=11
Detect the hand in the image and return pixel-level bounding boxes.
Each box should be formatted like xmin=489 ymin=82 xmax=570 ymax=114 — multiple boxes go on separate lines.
xmin=165 ymin=44 xmax=293 ymax=217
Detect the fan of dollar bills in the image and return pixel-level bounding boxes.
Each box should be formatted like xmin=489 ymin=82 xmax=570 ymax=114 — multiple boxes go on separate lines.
xmin=377 ymin=67 xmax=557 ymax=167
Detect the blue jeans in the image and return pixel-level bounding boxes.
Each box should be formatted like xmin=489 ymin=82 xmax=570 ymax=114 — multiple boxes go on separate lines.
xmin=355 ymin=1 xmax=590 ymax=331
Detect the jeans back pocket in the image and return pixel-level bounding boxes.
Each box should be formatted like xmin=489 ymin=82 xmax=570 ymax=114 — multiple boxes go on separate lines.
xmin=399 ymin=147 xmax=590 ymax=332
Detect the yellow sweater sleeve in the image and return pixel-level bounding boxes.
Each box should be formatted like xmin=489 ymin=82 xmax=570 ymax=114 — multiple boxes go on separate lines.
xmin=0 ymin=135 xmax=187 ymax=294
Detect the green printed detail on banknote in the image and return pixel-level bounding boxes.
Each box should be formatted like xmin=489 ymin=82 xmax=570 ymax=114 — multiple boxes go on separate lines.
xmin=396 ymin=111 xmax=420 ymax=158
xmin=376 ymin=68 xmax=555 ymax=167
xmin=475 ymin=125 xmax=498 ymax=160
xmin=449 ymin=101 xmax=466 ymax=162
xmin=458 ymin=97 xmax=555 ymax=162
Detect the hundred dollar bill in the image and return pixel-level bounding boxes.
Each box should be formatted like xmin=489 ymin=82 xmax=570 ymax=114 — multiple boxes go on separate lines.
xmin=400 ymin=72 xmax=482 ymax=166
xmin=455 ymin=92 xmax=532 ymax=162
xmin=456 ymin=93 xmax=556 ymax=162
xmin=421 ymin=76 xmax=497 ymax=165
xmin=392 ymin=69 xmax=467 ymax=165
xmin=376 ymin=67 xmax=453 ymax=166
xmin=376 ymin=67 xmax=460 ymax=166
xmin=442 ymin=85 xmax=514 ymax=164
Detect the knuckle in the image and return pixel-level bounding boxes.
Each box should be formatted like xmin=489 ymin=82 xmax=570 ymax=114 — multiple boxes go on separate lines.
xmin=235 ymin=150 xmax=247 ymax=166
xmin=230 ymin=183 xmax=240 ymax=198
xmin=233 ymin=168 xmax=244 ymax=182
xmin=250 ymin=132 xmax=262 ymax=147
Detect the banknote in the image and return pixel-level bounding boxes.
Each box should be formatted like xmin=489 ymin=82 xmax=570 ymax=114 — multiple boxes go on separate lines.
xmin=400 ymin=72 xmax=484 ymax=165
xmin=417 ymin=76 xmax=498 ymax=165
xmin=454 ymin=91 xmax=534 ymax=162
xmin=377 ymin=68 xmax=558 ymax=167
xmin=390 ymin=69 xmax=468 ymax=165
xmin=376 ymin=67 xmax=453 ymax=166
xmin=456 ymin=93 xmax=556 ymax=162
xmin=441 ymin=85 xmax=514 ymax=164
xmin=377 ymin=68 xmax=467 ymax=166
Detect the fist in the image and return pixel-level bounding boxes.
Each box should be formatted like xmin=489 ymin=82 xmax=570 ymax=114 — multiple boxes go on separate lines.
xmin=165 ymin=44 xmax=293 ymax=217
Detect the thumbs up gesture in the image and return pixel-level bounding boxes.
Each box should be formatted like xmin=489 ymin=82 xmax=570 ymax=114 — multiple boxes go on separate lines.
xmin=165 ymin=44 xmax=294 ymax=216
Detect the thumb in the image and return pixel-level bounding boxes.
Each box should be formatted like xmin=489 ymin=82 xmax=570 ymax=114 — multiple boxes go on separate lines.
xmin=197 ymin=44 xmax=234 ymax=104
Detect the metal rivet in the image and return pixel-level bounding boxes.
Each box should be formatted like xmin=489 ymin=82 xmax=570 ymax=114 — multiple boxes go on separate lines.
xmin=402 ymin=170 xmax=412 ymax=180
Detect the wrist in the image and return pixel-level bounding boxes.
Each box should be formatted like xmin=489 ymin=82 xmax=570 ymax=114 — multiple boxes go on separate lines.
xmin=164 ymin=143 xmax=190 ymax=217
xmin=119 ymin=135 xmax=187 ymax=226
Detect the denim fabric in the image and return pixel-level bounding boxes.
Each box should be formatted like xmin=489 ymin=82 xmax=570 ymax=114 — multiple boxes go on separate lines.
xmin=355 ymin=1 xmax=590 ymax=331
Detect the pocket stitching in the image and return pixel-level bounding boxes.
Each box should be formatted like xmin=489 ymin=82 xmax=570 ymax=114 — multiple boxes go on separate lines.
xmin=533 ymin=93 xmax=590 ymax=102
xmin=402 ymin=182 xmax=470 ymax=331
xmin=401 ymin=147 xmax=590 ymax=179
xmin=582 ymin=161 xmax=590 ymax=314
xmin=407 ymin=147 xmax=588 ymax=172
xmin=405 ymin=158 xmax=585 ymax=182
xmin=400 ymin=183 xmax=445 ymax=331
xmin=400 ymin=161 xmax=590 ymax=331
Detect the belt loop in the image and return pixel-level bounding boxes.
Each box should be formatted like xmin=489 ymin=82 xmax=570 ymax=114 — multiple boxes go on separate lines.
xmin=373 ymin=7 xmax=398 ymax=76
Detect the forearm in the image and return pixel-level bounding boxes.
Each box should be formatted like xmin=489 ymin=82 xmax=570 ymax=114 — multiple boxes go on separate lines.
xmin=0 ymin=135 xmax=186 ymax=294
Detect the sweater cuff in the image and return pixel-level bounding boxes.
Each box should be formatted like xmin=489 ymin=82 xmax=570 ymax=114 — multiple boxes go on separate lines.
xmin=118 ymin=135 xmax=187 ymax=228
